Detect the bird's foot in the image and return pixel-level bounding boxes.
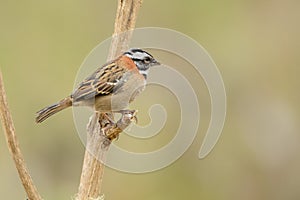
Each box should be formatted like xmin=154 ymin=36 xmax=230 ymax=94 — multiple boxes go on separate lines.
xmin=116 ymin=109 xmax=138 ymax=124
xmin=97 ymin=110 xmax=138 ymax=143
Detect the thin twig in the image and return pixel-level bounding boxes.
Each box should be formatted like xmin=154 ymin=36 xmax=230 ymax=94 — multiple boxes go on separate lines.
xmin=76 ymin=1 xmax=143 ymax=199
xmin=0 ymin=71 xmax=43 ymax=200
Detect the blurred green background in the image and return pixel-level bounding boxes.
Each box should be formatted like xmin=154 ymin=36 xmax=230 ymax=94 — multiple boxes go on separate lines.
xmin=1 ymin=0 xmax=300 ymax=199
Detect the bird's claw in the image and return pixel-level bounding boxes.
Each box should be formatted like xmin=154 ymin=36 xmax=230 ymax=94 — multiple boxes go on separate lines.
xmin=98 ymin=110 xmax=138 ymax=143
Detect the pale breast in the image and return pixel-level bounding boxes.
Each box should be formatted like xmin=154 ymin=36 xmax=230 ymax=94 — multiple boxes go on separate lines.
xmin=94 ymin=71 xmax=146 ymax=112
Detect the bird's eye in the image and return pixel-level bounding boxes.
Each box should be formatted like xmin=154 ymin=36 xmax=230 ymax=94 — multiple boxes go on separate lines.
xmin=144 ymin=57 xmax=151 ymax=63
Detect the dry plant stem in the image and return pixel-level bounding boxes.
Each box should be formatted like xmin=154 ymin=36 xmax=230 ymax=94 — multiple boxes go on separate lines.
xmin=77 ymin=113 xmax=105 ymax=199
xmin=0 ymin=72 xmax=42 ymax=200
xmin=76 ymin=1 xmax=143 ymax=199
xmin=76 ymin=111 xmax=137 ymax=200
xmin=108 ymin=0 xmax=143 ymax=60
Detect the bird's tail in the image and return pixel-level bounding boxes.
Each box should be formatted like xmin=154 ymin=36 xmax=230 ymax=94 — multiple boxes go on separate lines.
xmin=36 ymin=97 xmax=72 ymax=123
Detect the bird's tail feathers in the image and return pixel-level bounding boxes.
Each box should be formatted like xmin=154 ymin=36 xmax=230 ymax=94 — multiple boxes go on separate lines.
xmin=36 ymin=97 xmax=72 ymax=123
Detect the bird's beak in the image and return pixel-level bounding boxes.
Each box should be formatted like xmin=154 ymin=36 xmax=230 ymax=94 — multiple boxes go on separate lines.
xmin=152 ymin=59 xmax=161 ymax=66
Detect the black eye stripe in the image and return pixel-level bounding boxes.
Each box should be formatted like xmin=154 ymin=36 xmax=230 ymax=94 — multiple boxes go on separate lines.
xmin=132 ymin=58 xmax=143 ymax=62
xmin=124 ymin=48 xmax=155 ymax=64
xmin=124 ymin=52 xmax=133 ymax=56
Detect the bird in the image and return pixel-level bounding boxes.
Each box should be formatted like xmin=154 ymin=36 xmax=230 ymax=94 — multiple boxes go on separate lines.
xmin=36 ymin=48 xmax=160 ymax=123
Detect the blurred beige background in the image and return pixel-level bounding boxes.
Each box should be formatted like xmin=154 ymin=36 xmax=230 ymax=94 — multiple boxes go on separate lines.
xmin=1 ymin=0 xmax=300 ymax=199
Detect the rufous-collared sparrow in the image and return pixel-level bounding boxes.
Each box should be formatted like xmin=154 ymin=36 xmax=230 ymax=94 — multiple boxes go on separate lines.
xmin=36 ymin=48 xmax=160 ymax=123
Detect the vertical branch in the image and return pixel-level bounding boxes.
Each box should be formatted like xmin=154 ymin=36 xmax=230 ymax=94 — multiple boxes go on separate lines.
xmin=108 ymin=0 xmax=143 ymax=60
xmin=76 ymin=1 xmax=143 ymax=200
xmin=0 ymin=71 xmax=42 ymax=200
xmin=76 ymin=113 xmax=106 ymax=200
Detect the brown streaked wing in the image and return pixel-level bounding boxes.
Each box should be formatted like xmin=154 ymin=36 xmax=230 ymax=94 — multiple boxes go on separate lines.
xmin=72 ymin=62 xmax=127 ymax=102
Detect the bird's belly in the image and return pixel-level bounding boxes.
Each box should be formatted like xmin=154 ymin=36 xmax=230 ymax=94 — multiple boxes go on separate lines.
xmin=96 ymin=83 xmax=145 ymax=112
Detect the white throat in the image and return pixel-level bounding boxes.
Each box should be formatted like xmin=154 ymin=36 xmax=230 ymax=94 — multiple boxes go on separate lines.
xmin=139 ymin=69 xmax=149 ymax=78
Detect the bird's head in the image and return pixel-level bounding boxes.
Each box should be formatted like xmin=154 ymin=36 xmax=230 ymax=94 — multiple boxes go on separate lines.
xmin=123 ymin=48 xmax=160 ymax=77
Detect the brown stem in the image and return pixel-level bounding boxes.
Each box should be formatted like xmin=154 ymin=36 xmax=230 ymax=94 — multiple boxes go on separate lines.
xmin=76 ymin=111 xmax=137 ymax=200
xmin=108 ymin=0 xmax=143 ymax=60
xmin=76 ymin=1 xmax=143 ymax=199
xmin=0 ymin=71 xmax=43 ymax=200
